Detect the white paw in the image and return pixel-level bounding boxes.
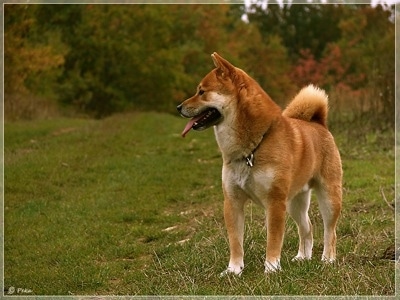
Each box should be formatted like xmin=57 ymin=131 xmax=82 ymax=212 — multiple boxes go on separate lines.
xmin=264 ymin=259 xmax=281 ymax=273
xmin=220 ymin=265 xmax=243 ymax=277
xmin=321 ymin=256 xmax=335 ymax=263
xmin=292 ymin=254 xmax=311 ymax=262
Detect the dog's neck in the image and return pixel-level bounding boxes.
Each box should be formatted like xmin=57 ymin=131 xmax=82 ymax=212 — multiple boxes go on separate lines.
xmin=214 ymin=94 xmax=281 ymax=165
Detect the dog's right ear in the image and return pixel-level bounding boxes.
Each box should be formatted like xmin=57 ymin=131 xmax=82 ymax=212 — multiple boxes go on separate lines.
xmin=211 ymin=52 xmax=235 ymax=80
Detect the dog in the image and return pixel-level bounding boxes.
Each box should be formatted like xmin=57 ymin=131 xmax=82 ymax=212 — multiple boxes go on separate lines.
xmin=177 ymin=52 xmax=342 ymax=275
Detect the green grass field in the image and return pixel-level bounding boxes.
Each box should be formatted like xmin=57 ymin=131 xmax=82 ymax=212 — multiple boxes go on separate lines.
xmin=4 ymin=112 xmax=396 ymax=296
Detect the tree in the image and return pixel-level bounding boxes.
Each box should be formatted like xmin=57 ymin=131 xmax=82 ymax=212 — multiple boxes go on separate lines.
xmin=4 ymin=4 xmax=65 ymax=120
xmin=336 ymin=5 xmax=395 ymax=122
xmin=32 ymin=5 xmax=243 ymax=117
xmin=247 ymin=3 xmax=344 ymax=61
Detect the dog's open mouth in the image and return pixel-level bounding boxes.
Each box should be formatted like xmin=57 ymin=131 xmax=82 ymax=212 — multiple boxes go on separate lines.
xmin=181 ymin=107 xmax=222 ymax=137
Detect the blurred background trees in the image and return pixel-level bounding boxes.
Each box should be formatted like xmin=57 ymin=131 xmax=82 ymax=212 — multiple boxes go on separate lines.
xmin=4 ymin=3 xmax=395 ymax=129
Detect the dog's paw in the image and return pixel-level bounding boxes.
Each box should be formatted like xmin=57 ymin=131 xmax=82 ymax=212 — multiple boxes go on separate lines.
xmin=292 ymin=254 xmax=311 ymax=262
xmin=264 ymin=259 xmax=281 ymax=274
xmin=321 ymin=256 xmax=335 ymax=263
xmin=219 ymin=265 xmax=243 ymax=277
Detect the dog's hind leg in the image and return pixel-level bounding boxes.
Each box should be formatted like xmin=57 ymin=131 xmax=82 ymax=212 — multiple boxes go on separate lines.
xmin=315 ymin=182 xmax=342 ymax=262
xmin=287 ymin=189 xmax=313 ymax=261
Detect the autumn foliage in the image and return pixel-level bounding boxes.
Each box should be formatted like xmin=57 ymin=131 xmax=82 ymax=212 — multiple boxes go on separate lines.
xmin=4 ymin=3 xmax=395 ymax=126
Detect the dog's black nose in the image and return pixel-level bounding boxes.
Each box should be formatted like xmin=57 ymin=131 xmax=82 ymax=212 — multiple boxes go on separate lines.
xmin=177 ymin=104 xmax=182 ymax=112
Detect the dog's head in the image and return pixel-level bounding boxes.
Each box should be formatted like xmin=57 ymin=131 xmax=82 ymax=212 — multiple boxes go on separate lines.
xmin=177 ymin=52 xmax=244 ymax=137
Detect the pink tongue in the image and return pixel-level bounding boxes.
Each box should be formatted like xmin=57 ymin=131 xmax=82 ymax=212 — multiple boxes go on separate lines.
xmin=181 ymin=119 xmax=196 ymax=137
xmin=181 ymin=114 xmax=204 ymax=137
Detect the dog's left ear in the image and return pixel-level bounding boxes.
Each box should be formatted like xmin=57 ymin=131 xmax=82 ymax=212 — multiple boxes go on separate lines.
xmin=211 ymin=52 xmax=235 ymax=80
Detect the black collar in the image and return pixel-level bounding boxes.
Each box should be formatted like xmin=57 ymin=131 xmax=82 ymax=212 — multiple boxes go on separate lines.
xmin=244 ymin=130 xmax=268 ymax=167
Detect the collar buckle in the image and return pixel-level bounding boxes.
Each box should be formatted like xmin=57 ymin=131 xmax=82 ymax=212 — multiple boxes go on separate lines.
xmin=245 ymin=153 xmax=254 ymax=167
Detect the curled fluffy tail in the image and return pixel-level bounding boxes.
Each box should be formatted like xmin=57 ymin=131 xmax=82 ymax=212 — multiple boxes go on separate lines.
xmin=282 ymin=84 xmax=329 ymax=127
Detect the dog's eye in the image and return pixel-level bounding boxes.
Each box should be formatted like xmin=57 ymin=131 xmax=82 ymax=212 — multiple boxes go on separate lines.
xmin=198 ymin=89 xmax=205 ymax=96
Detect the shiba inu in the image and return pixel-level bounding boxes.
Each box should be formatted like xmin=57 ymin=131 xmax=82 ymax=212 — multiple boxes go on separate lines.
xmin=177 ymin=52 xmax=342 ymax=275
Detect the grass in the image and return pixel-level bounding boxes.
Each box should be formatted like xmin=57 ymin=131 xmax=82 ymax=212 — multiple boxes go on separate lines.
xmin=3 ymin=112 xmax=396 ymax=296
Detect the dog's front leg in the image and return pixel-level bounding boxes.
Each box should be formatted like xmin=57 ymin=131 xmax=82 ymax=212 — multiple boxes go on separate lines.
xmin=221 ymin=188 xmax=246 ymax=277
xmin=264 ymin=194 xmax=287 ymax=273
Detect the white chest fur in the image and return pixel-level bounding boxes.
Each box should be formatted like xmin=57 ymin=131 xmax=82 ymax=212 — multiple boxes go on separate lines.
xmin=222 ymin=161 xmax=275 ymax=207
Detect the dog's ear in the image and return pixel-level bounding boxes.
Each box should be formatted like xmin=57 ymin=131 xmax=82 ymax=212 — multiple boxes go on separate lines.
xmin=211 ymin=52 xmax=235 ymax=80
